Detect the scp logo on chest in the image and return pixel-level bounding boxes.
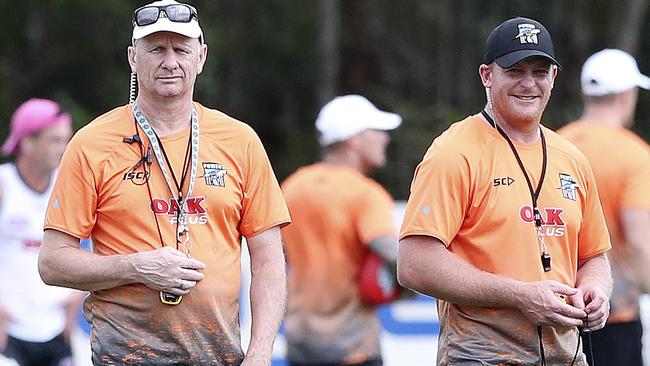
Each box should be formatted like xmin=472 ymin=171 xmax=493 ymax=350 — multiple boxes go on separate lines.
xmin=519 ymin=205 xmax=566 ymax=237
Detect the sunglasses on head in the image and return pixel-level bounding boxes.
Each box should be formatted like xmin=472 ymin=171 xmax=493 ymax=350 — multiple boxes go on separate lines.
xmin=132 ymin=4 xmax=198 ymax=27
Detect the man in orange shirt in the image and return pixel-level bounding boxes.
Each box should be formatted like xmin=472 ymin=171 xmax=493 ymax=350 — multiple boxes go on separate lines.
xmin=281 ymin=95 xmax=401 ymax=366
xmin=558 ymin=48 xmax=650 ymax=366
xmin=398 ymin=17 xmax=612 ymax=365
xmin=37 ymin=1 xmax=290 ymax=365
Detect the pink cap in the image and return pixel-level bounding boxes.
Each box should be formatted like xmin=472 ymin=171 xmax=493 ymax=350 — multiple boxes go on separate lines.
xmin=2 ymin=99 xmax=72 ymax=156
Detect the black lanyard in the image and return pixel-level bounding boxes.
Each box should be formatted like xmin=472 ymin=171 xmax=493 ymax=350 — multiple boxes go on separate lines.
xmin=153 ymin=127 xmax=192 ymax=201
xmin=132 ymin=102 xmax=201 ymax=253
xmin=481 ymin=110 xmax=552 ymax=271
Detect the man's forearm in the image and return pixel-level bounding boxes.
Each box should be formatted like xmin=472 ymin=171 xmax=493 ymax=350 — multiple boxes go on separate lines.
xmin=398 ymin=235 xmax=590 ymax=327
xmin=576 ymin=253 xmax=612 ymax=298
xmin=621 ymin=209 xmax=650 ymax=292
xmin=245 ymin=228 xmax=287 ymax=363
xmin=246 ymin=259 xmax=286 ymax=361
xmin=40 ymin=229 xmax=208 ymax=295
xmin=398 ymin=235 xmax=526 ymax=308
xmin=369 ymin=235 xmax=399 ymax=266
xmin=38 ymin=229 xmax=137 ymax=291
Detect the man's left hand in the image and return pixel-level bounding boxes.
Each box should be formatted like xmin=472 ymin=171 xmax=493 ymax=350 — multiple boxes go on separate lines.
xmin=570 ymin=284 xmax=610 ymax=331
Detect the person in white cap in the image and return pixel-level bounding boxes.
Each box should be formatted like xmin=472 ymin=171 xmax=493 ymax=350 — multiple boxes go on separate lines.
xmin=0 ymin=98 xmax=83 ymax=366
xmin=37 ymin=1 xmax=291 ymax=365
xmin=399 ymin=17 xmax=612 ymax=365
xmin=281 ymin=95 xmax=402 ymax=366
xmin=558 ymin=48 xmax=650 ymax=366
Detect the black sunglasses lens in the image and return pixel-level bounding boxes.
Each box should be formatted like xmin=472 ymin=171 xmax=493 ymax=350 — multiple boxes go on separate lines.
xmin=135 ymin=7 xmax=160 ymax=26
xmin=165 ymin=5 xmax=192 ymax=22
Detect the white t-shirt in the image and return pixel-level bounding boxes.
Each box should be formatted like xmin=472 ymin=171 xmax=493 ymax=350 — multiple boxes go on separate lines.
xmin=0 ymin=163 xmax=75 ymax=342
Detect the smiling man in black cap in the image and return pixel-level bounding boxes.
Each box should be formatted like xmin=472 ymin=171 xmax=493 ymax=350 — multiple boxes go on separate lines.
xmin=397 ymin=17 xmax=612 ymax=364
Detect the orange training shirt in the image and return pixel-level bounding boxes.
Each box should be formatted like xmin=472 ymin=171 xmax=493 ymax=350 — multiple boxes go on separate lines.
xmin=281 ymin=163 xmax=395 ymax=364
xmin=559 ymin=120 xmax=650 ymax=323
xmin=400 ymin=114 xmax=611 ymax=365
xmin=44 ymin=103 xmax=290 ymax=365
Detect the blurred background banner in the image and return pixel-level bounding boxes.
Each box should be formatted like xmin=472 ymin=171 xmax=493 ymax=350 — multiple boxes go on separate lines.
xmin=1 ymin=0 xmax=649 ymax=201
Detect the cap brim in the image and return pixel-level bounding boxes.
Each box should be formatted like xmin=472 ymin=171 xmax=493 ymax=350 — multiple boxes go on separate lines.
xmin=637 ymin=74 xmax=650 ymax=90
xmin=132 ymin=18 xmax=202 ymax=41
xmin=495 ymin=50 xmax=562 ymax=70
xmin=367 ymin=112 xmax=402 ymax=131
xmin=1 ymin=135 xmax=18 ymax=156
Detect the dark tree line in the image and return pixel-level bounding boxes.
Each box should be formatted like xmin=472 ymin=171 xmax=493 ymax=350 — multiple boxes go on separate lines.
xmin=1 ymin=0 xmax=649 ymax=199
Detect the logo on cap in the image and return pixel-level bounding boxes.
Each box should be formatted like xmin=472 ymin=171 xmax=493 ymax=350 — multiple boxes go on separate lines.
xmin=483 ymin=17 xmax=561 ymax=69
xmin=515 ymin=24 xmax=541 ymax=45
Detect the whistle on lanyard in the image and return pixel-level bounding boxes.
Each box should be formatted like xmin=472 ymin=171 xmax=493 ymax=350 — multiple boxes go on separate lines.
xmin=160 ymin=291 xmax=182 ymax=305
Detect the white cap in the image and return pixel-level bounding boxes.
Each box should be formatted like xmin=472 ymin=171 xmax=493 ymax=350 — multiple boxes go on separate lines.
xmin=581 ymin=49 xmax=650 ymax=96
xmin=132 ymin=0 xmax=203 ymax=42
xmin=315 ymin=95 xmax=402 ymax=146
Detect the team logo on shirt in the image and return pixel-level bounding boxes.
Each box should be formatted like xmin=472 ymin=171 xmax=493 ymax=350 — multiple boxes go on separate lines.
xmin=558 ymin=173 xmax=579 ymax=201
xmin=515 ymin=23 xmax=541 ymax=45
xmin=520 ymin=205 xmax=566 ymax=237
xmin=150 ymin=196 xmax=209 ymax=225
xmin=199 ymin=162 xmax=227 ymax=187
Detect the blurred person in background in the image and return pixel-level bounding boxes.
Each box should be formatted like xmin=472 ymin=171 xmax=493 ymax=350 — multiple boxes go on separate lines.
xmin=37 ymin=0 xmax=290 ymax=365
xmin=398 ymin=17 xmax=612 ymax=365
xmin=0 ymin=98 xmax=82 ymax=366
xmin=558 ymin=48 xmax=650 ymax=366
xmin=281 ymin=95 xmax=402 ymax=366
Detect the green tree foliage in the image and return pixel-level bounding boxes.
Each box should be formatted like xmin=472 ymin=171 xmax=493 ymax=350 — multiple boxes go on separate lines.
xmin=0 ymin=0 xmax=648 ymax=199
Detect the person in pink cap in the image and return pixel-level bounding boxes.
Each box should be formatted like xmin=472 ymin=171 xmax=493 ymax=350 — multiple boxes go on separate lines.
xmin=0 ymin=98 xmax=82 ymax=366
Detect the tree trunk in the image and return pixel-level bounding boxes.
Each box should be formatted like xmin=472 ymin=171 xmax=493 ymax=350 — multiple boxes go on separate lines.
xmin=317 ymin=0 xmax=340 ymax=105
xmin=615 ymin=0 xmax=649 ymax=54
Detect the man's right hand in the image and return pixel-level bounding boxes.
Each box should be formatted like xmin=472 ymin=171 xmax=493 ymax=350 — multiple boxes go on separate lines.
xmin=516 ymin=280 xmax=587 ymax=327
xmin=127 ymin=247 xmax=206 ymax=295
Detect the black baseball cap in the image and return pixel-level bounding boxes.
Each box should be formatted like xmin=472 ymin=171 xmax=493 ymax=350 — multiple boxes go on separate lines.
xmin=484 ymin=17 xmax=561 ymax=69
